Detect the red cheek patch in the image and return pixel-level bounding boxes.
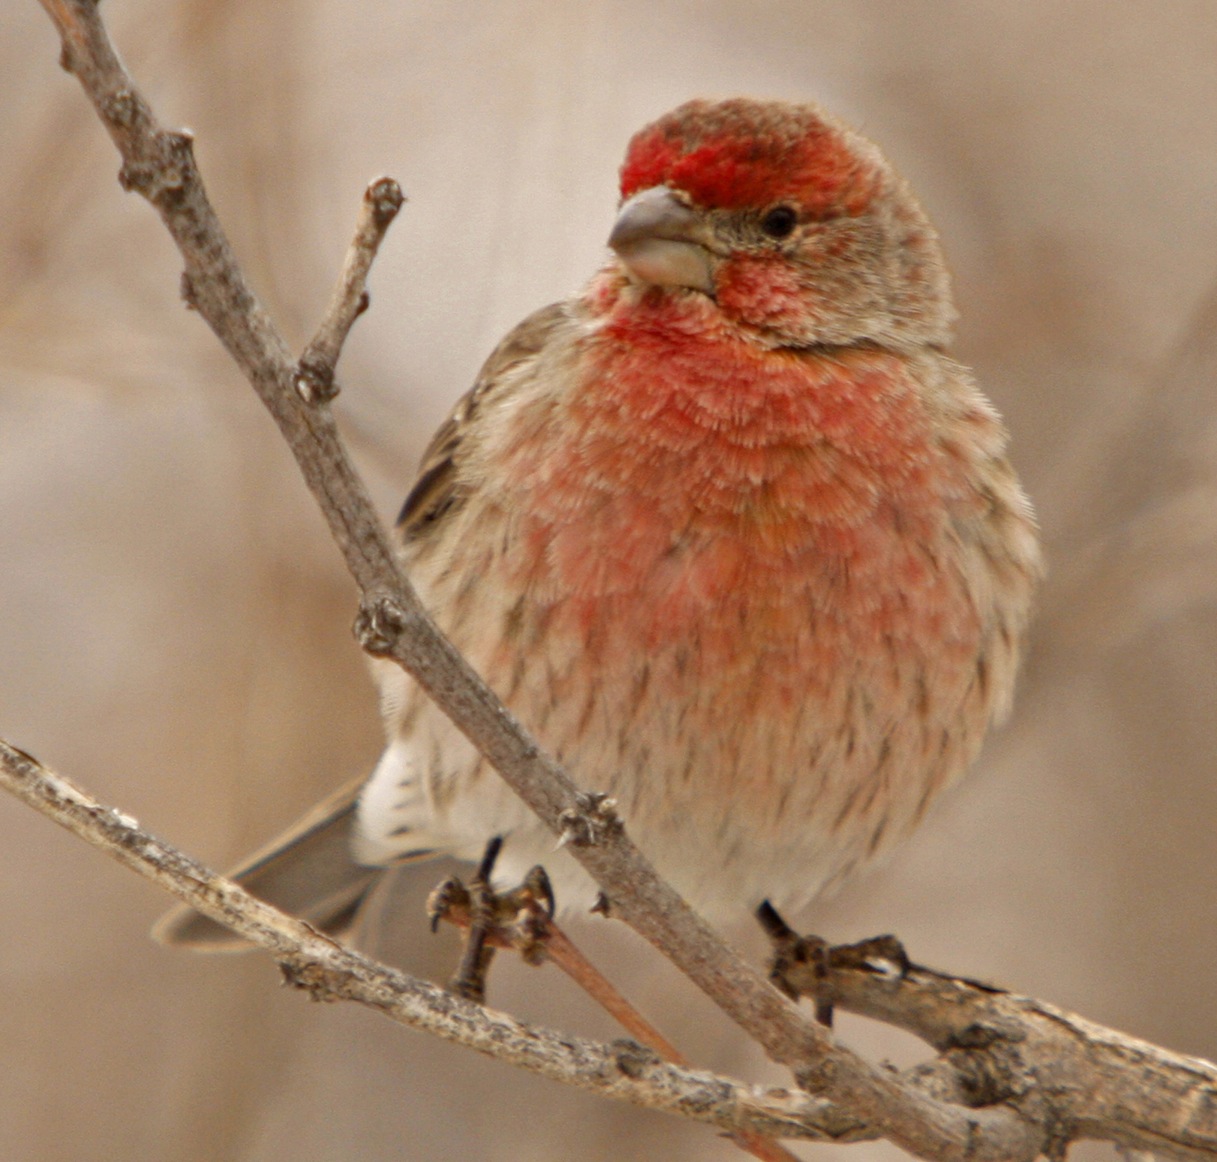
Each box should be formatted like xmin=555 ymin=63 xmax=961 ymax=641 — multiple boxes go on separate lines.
xmin=714 ymin=255 xmax=813 ymax=333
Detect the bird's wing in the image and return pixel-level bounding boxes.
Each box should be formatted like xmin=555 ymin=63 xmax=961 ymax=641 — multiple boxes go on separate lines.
xmin=396 ymin=301 xmax=570 ymax=540
xmin=152 ymin=776 xmax=378 ymax=950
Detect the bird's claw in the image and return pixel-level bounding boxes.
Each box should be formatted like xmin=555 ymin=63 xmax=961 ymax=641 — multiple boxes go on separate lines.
xmin=427 ymin=839 xmax=559 ymax=994
xmin=756 ymin=901 xmax=911 ymax=1028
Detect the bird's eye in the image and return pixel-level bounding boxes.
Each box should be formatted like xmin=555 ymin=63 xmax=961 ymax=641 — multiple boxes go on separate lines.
xmin=760 ymin=205 xmax=799 ymax=239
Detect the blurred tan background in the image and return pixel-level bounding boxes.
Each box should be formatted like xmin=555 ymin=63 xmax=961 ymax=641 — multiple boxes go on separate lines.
xmin=3 ymin=3 xmax=1217 ymax=1159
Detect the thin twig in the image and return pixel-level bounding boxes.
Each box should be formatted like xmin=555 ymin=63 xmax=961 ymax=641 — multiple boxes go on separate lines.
xmin=545 ymin=922 xmax=687 ymax=1062
xmin=296 ymin=176 xmax=405 ymax=403
xmin=531 ymin=921 xmax=804 ymax=1162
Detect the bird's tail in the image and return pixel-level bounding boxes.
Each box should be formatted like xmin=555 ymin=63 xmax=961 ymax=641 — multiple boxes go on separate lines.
xmin=152 ymin=777 xmax=383 ymax=952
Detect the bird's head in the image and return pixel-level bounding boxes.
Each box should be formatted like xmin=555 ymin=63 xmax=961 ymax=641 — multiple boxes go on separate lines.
xmin=607 ymin=98 xmax=954 ymax=350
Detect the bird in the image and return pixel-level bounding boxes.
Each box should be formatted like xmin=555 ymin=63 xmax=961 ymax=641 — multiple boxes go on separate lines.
xmin=156 ymin=97 xmax=1041 ymax=951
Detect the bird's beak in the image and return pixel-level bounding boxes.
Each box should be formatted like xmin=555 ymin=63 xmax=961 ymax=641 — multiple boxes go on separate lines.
xmin=608 ymin=186 xmax=717 ymax=295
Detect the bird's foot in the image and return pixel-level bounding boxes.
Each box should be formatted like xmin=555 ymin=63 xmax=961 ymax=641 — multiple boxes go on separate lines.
xmin=756 ymin=900 xmax=911 ymax=1028
xmin=427 ymin=837 xmax=556 ymax=1001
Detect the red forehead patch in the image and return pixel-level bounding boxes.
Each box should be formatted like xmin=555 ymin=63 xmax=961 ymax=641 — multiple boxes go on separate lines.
xmin=619 ymin=99 xmax=878 ymax=217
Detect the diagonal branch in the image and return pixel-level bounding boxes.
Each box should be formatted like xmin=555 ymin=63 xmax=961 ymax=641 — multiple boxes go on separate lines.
xmin=39 ymin=0 xmax=867 ymax=1106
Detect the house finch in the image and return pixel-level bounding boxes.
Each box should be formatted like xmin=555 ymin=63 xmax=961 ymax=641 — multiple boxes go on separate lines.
xmin=158 ymin=98 xmax=1041 ymax=949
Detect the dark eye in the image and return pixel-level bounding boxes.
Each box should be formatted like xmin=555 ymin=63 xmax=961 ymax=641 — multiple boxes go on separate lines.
xmin=760 ymin=205 xmax=799 ymax=239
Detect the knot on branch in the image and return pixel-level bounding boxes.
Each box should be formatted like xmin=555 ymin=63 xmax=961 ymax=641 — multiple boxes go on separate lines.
xmin=557 ymin=791 xmax=621 ymax=848
xmin=944 ymin=1039 xmax=1028 ymax=1109
xmin=793 ymin=1055 xmax=841 ymax=1097
xmin=278 ymin=957 xmax=346 ymax=1003
xmin=353 ymin=596 xmax=409 ymax=656
xmin=611 ymin=1039 xmax=663 ymax=1079
xmin=118 ymin=129 xmax=196 ymax=207
xmin=365 ymin=177 xmax=406 ymax=228
xmin=295 ymin=356 xmax=341 ymax=404
xmin=101 ymin=87 xmax=138 ymax=129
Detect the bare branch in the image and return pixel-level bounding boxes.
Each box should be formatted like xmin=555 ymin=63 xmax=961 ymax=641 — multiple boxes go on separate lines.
xmin=0 ymin=736 xmax=868 ymax=1146
xmin=770 ymin=930 xmax=1217 ymax=1162
xmin=296 ymin=176 xmax=405 ymax=403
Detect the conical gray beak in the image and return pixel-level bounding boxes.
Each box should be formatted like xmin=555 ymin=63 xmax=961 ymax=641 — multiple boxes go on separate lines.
xmin=608 ymin=187 xmax=716 ymax=294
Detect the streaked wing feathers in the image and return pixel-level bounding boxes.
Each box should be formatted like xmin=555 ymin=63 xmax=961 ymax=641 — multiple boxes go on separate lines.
xmin=396 ymin=302 xmax=569 ymax=540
